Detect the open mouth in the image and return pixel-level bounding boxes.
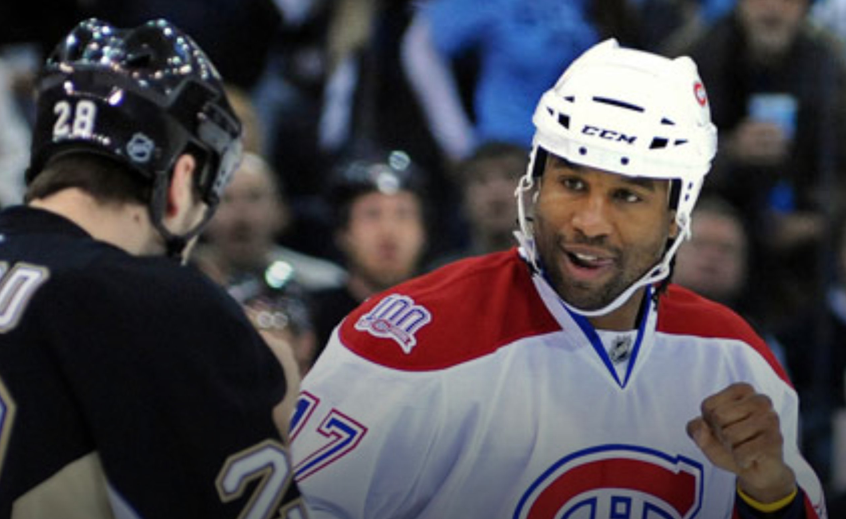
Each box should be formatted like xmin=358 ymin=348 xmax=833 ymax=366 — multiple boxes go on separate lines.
xmin=561 ymin=248 xmax=617 ymax=282
xmin=567 ymin=251 xmax=613 ymax=269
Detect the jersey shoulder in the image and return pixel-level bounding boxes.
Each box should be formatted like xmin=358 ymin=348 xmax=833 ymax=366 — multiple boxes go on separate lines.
xmin=337 ymin=249 xmax=560 ymax=371
xmin=658 ymin=284 xmax=790 ymax=383
xmin=35 ymin=248 xmax=270 ymax=369
xmin=45 ymin=251 xmax=237 ymax=318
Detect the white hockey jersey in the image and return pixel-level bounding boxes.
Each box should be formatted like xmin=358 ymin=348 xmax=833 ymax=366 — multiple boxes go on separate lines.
xmin=291 ymin=249 xmax=826 ymax=519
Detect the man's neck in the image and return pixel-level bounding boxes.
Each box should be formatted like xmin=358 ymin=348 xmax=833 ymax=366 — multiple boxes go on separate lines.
xmin=29 ymin=189 xmax=159 ymax=256
xmin=587 ymin=288 xmax=649 ymax=332
xmin=346 ymin=273 xmax=379 ymax=303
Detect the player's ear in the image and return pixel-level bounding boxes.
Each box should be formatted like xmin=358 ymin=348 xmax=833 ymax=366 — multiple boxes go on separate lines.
xmin=166 ymin=154 xmax=198 ymax=217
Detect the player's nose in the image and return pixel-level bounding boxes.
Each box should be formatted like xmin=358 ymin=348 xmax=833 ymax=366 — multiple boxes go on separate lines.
xmin=570 ymin=194 xmax=612 ymax=237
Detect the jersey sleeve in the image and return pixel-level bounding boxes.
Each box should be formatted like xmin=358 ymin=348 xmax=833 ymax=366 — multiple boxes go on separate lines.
xmin=730 ymin=351 xmax=827 ymax=519
xmin=41 ymin=262 xmax=304 ymax=518
xmin=735 ymin=487 xmax=816 ymax=519
xmin=291 ymin=329 xmax=456 ymax=519
xmin=657 ymin=286 xmax=826 ymax=518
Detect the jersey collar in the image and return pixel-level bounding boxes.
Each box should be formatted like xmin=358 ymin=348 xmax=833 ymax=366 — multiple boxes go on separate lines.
xmin=530 ymin=270 xmax=659 ymax=389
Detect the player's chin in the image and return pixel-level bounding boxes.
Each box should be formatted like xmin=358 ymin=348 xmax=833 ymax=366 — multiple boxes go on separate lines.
xmin=560 ymin=287 xmax=612 ymax=312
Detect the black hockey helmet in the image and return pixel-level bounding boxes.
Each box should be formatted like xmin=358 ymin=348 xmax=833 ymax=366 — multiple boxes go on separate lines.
xmin=28 ymin=18 xmax=242 ymax=254
xmin=327 ymin=149 xmax=428 ymax=228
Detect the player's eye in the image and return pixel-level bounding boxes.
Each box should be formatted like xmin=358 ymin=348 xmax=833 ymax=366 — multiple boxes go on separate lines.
xmin=561 ymin=177 xmax=585 ymax=192
xmin=613 ymin=189 xmax=642 ymax=204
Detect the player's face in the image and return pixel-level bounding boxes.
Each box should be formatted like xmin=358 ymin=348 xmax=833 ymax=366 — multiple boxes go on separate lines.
xmin=340 ymin=191 xmax=426 ymax=291
xmin=533 ymin=156 xmax=676 ymax=314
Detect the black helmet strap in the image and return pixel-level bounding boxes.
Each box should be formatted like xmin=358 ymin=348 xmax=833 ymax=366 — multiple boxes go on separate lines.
xmin=148 ymin=167 xmax=217 ymax=260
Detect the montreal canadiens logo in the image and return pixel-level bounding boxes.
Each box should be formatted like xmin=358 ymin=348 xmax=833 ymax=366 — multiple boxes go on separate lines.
xmin=693 ymin=82 xmax=708 ymax=107
xmin=514 ymin=445 xmax=703 ymax=519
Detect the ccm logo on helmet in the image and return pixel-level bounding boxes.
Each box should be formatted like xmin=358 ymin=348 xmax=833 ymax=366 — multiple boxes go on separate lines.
xmin=514 ymin=445 xmax=703 ymax=519
xmin=582 ymin=125 xmax=636 ymax=144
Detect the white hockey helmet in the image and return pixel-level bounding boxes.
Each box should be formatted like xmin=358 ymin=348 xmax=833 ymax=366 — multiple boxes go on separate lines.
xmin=515 ymin=39 xmax=718 ymax=316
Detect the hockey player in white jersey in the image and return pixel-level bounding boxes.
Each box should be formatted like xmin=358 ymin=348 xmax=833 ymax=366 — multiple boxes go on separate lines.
xmin=291 ymin=39 xmax=826 ymax=518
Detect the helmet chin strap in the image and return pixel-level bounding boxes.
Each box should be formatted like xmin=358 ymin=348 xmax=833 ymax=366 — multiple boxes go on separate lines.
xmin=148 ymin=172 xmax=216 ymax=261
xmin=514 ymin=175 xmax=539 ymax=270
xmin=514 ymin=172 xmax=689 ymax=319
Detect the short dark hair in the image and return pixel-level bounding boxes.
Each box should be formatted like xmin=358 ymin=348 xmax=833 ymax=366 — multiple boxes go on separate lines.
xmin=457 ymin=141 xmax=529 ymax=185
xmin=692 ymin=194 xmax=746 ymax=225
xmin=25 ymin=153 xmax=152 ymax=206
xmin=328 ymin=150 xmax=429 ymax=230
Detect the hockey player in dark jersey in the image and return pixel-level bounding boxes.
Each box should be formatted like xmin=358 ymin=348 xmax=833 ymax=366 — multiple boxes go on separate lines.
xmin=0 ymin=19 xmax=306 ymax=518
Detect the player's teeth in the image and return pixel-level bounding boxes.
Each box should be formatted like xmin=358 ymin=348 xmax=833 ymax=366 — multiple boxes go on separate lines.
xmin=575 ymin=253 xmax=599 ymax=262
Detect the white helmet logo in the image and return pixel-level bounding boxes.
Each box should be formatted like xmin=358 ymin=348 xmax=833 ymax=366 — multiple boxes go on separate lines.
xmin=127 ymin=133 xmax=155 ymax=163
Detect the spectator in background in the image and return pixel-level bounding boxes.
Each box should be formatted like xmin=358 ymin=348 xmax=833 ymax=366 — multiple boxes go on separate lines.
xmin=666 ymin=0 xmax=846 ymax=326
xmin=429 ymin=141 xmax=527 ymax=269
xmin=636 ymin=0 xmax=737 ymax=50
xmin=401 ymin=0 xmax=642 ymax=162
xmin=228 ymin=273 xmax=320 ymax=378
xmin=673 ymin=194 xmax=788 ymax=365
xmin=196 ymin=85 xmax=326 ymax=376
xmin=811 ymin=0 xmax=846 ymax=52
xmin=254 ymin=0 xmax=454 ymax=259
xmin=195 ymin=152 xmax=346 ymax=292
xmin=252 ymin=0 xmax=333 ymax=201
xmin=777 ymin=210 xmax=846 ymax=499
xmin=310 ymin=150 xmax=429 ymax=352
xmin=673 ymin=194 xmax=751 ymax=311
xmin=317 ymin=0 xmax=439 ymax=169
xmin=224 ymin=84 xmax=265 ymax=156
xmin=0 ymin=56 xmax=30 ymax=207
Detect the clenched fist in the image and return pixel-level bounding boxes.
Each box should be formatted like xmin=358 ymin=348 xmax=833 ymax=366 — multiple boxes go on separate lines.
xmin=687 ymin=382 xmax=796 ymax=504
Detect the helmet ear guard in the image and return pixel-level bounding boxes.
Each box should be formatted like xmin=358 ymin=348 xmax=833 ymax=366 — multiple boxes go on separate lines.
xmin=515 ymin=39 xmax=718 ymax=316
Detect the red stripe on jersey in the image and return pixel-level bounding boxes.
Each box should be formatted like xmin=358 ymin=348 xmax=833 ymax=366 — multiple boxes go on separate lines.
xmin=338 ymin=250 xmax=561 ymax=371
xmin=657 ymin=285 xmax=792 ymax=386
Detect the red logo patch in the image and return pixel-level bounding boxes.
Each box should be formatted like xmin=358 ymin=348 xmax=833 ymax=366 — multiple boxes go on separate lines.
xmin=515 ymin=445 xmax=703 ymax=519
xmin=694 ymin=82 xmax=707 ymax=107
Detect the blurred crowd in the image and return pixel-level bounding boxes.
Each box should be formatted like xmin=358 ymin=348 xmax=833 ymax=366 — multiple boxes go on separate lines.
xmin=2 ymin=0 xmax=846 ymax=510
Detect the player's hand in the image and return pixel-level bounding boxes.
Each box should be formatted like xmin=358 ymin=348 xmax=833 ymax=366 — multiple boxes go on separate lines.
xmin=687 ymin=382 xmax=796 ymax=504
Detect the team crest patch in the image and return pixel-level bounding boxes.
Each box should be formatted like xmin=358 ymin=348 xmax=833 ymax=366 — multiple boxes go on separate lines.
xmin=515 ymin=445 xmax=703 ymax=519
xmin=354 ymin=294 xmax=432 ymax=354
